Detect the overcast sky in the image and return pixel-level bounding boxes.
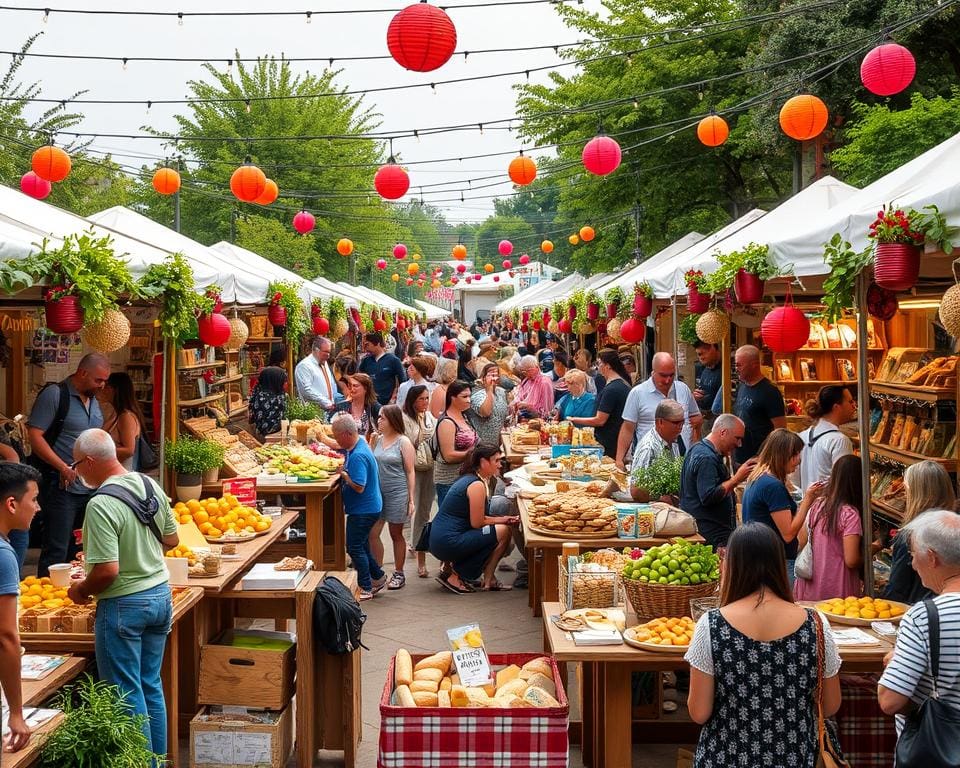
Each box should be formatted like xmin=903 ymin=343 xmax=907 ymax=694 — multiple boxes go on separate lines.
xmin=3 ymin=0 xmax=606 ymax=223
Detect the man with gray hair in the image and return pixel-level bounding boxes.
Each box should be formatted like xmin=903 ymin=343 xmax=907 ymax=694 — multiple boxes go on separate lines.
xmin=679 ymin=414 xmax=757 ymax=549
xmin=511 ymin=355 xmax=554 ymax=420
xmin=27 ymin=352 xmax=110 ymax=575
xmin=65 ymin=429 xmax=178 ymax=757
xmin=630 ymin=399 xmax=687 ymax=503
xmin=295 ymin=336 xmax=339 ymax=411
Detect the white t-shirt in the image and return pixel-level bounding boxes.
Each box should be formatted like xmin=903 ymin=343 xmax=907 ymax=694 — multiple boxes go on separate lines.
xmin=622 ymin=377 xmax=699 ymax=449
xmin=795 ymin=420 xmax=853 ymax=492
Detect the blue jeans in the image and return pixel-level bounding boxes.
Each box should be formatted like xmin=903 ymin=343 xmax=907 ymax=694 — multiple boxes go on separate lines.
xmin=346 ymin=515 xmax=384 ymax=591
xmin=436 ymin=483 xmax=452 ymax=509
xmin=786 ymin=558 xmax=796 ymax=585
xmin=94 ymin=583 xmax=173 ymax=757
xmin=8 ymin=529 xmax=28 ymax=571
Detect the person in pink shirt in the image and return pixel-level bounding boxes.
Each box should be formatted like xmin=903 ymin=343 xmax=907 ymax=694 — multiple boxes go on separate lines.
xmin=510 ymin=355 xmax=554 ymax=420
xmin=793 ymin=454 xmax=864 ymax=601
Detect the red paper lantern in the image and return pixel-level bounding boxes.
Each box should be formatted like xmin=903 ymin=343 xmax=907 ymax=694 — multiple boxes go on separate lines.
xmin=20 ymin=171 xmax=51 ymax=199
xmin=452 ymin=244 xmax=467 ymax=259
xmin=861 ymin=42 xmax=915 ymax=97
xmin=761 ymin=305 xmax=810 ymax=352
xmin=293 ymin=210 xmax=315 ymax=234
xmin=498 ymin=240 xmax=513 ymax=256
xmin=386 ymin=2 xmax=457 ymax=73
xmin=619 ymin=316 xmax=645 ymax=343
xmin=254 ymin=178 xmax=279 ymax=205
xmin=541 ymin=241 xmax=554 ymax=254
xmin=582 ymin=134 xmax=621 ymax=176
xmin=406 ymin=277 xmax=414 ymax=286
xmin=508 ymin=155 xmax=537 ymax=186
xmin=230 ymin=162 xmax=267 ymax=202
xmin=374 ymin=162 xmax=410 ymax=200
xmin=502 ymin=260 xmax=512 ymax=270
xmin=779 ymin=95 xmax=828 ymax=141
xmin=393 ymin=243 xmax=407 ymax=259
xmin=374 ymin=318 xmax=387 ymax=331
xmin=455 ymin=263 xmax=466 ymax=273
xmin=313 ymin=316 xmax=330 ymax=335
xmin=465 ymin=277 xmax=473 ymax=284
xmin=152 ymin=167 xmax=181 ymax=195
xmin=31 ymin=145 xmax=71 ymax=182
xmin=493 ymin=275 xmax=500 ymax=282
xmin=519 ymin=254 xmax=530 ymax=265
xmin=376 ymin=259 xmax=387 ymax=270
xmin=557 ymin=319 xmax=572 ymax=334
xmin=337 ymin=238 xmax=354 ymax=256
xmin=697 ymin=114 xmax=729 ymax=147
xmin=579 ymin=226 xmax=595 ymax=242
xmin=198 ymin=312 xmax=231 ymax=347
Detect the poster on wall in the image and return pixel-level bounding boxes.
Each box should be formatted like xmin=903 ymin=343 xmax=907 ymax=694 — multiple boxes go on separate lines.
xmin=26 ymin=330 xmax=84 ymax=410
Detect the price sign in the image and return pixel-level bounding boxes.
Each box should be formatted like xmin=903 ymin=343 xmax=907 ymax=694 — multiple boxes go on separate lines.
xmin=221 ymin=477 xmax=257 ymax=507
xmin=446 ymin=623 xmax=492 ymax=687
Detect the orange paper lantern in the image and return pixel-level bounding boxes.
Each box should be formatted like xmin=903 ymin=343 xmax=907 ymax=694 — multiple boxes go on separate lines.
xmin=508 ymin=155 xmax=537 ymax=186
xmin=484 ymin=263 xmax=494 ymax=273
xmin=152 ymin=167 xmax=181 ymax=195
xmin=452 ymin=244 xmax=467 ymax=260
xmin=407 ymin=262 xmax=419 ymax=276
xmin=254 ymin=178 xmax=278 ymax=205
xmin=569 ymin=235 xmax=580 ymax=246
xmin=579 ymin=226 xmax=595 ymax=242
xmin=541 ymin=240 xmax=554 ymax=254
xmin=697 ymin=114 xmax=729 ymax=147
xmin=779 ymin=95 xmax=828 ymax=141
xmin=31 ymin=145 xmax=71 ymax=182
xmin=230 ymin=162 xmax=267 ymax=202
xmin=337 ymin=238 xmax=354 ymax=256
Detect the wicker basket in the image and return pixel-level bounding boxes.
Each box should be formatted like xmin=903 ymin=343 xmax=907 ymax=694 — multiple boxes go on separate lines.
xmin=622 ymin=577 xmax=718 ymax=619
xmin=559 ymin=558 xmax=619 ymax=611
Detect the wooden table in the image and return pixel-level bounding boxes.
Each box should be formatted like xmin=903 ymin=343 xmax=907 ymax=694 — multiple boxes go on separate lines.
xmin=202 ymin=478 xmax=345 ymax=569
xmin=519 ymin=497 xmax=702 ymax=616
xmin=541 ymin=601 xmax=893 ymax=768
xmin=6 ymin=713 xmax=65 ymax=768
xmin=501 ymin=429 xmax=543 ymax=468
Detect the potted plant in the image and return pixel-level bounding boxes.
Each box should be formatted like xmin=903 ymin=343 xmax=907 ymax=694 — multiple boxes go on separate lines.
xmin=266 ymin=280 xmax=308 ymax=343
xmin=869 ymin=204 xmax=955 ymax=291
xmin=604 ymin=285 xmax=626 ymax=319
xmin=678 ymin=313 xmax=701 ymax=346
xmin=327 ymin=297 xmax=348 ymax=340
xmin=40 ymin=676 xmax=162 ymax=767
xmin=632 ymin=281 xmax=654 ymax=319
xmin=310 ymin=299 xmax=329 ymax=335
xmin=138 ymin=252 xmax=204 ymax=344
xmin=165 ymin=436 xmax=224 ymax=501
xmin=821 ymin=234 xmax=873 ymax=323
xmin=630 ymin=452 xmax=684 ymax=504
xmin=684 ymin=270 xmax=710 ymax=313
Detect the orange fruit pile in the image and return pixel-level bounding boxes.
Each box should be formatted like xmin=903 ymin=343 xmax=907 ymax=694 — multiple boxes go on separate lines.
xmin=19 ymin=576 xmax=74 ymax=610
xmin=173 ymin=493 xmax=272 ymax=539
xmin=630 ymin=616 xmax=696 ymax=647
xmin=817 ymin=596 xmax=905 ymax=620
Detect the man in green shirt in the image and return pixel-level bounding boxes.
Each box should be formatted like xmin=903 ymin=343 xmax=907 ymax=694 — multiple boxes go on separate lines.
xmin=66 ymin=429 xmax=178 ymax=757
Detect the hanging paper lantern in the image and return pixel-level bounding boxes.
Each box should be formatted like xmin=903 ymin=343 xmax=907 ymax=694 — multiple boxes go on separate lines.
xmin=31 ymin=145 xmax=71 ymax=182
xmin=412 ymin=252 xmax=421 ymax=260
xmin=493 ymin=275 xmax=500 ymax=282
xmin=696 ymin=114 xmax=729 ymax=147
xmin=450 ymin=276 xmax=459 ymax=285
xmin=502 ymin=260 xmax=512 ymax=270
xmin=579 ymin=226 xmax=595 ymax=242
xmin=293 ymin=210 xmax=316 ymax=234
xmin=582 ymin=134 xmax=622 ymax=176
xmin=230 ymin=161 xmax=267 ymax=202
xmin=226 ymin=317 xmax=249 ymax=350
xmin=508 ymin=154 xmax=537 ymax=185
xmin=761 ymin=305 xmax=810 ymax=353
xmin=386 ymin=2 xmax=457 ymax=72
xmin=374 ymin=162 xmax=410 ymax=199
xmin=152 ymin=167 xmax=181 ymax=195
xmin=452 ymin=244 xmax=467 ymax=260
xmin=254 ymin=178 xmax=279 ymax=205
xmin=541 ymin=241 xmax=554 ymax=254
xmin=417 ymin=279 xmax=425 ymax=287
xmin=466 ymin=277 xmax=473 ymax=284
xmin=519 ymin=253 xmax=530 ymax=265
xmin=337 ymin=238 xmax=354 ymax=256
xmin=861 ymin=42 xmax=915 ymax=97
xmin=20 ymin=171 xmax=51 ymax=200
xmin=406 ymin=277 xmax=414 ymax=286
xmin=498 ymin=240 xmax=513 ymax=256
xmin=619 ymin=316 xmax=645 ymax=344
xmin=392 ymin=273 xmax=400 ymax=282
xmin=312 ymin=315 xmax=330 ymax=335
xmin=474 ymin=273 xmax=483 ymax=281
xmin=431 ymin=279 xmax=441 ymax=288
xmin=407 ymin=262 xmax=419 ymax=276
xmin=376 ymin=259 xmax=387 ymax=270
xmin=393 ymin=243 xmax=408 ymax=259
xmin=779 ymin=95 xmax=829 ymax=141
xmin=455 ymin=263 xmax=467 ymax=274
xmin=569 ymin=235 xmax=580 ymax=246
xmin=484 ymin=263 xmax=494 ymax=273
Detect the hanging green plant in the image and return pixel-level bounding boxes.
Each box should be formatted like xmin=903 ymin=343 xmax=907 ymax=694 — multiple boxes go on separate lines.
xmin=266 ymin=280 xmax=308 ymax=343
xmin=678 ymin=313 xmax=701 ymax=346
xmin=634 ymin=281 xmax=653 ymax=299
xmin=137 ymin=252 xmax=203 ymax=343
xmin=821 ymin=234 xmax=873 ymax=324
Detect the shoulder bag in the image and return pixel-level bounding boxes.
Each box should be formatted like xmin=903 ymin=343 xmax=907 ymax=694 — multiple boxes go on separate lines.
xmin=895 ymin=599 xmax=960 ymax=768
xmin=795 ymin=517 xmax=815 ymax=580
xmin=812 ymin=609 xmax=850 ymax=768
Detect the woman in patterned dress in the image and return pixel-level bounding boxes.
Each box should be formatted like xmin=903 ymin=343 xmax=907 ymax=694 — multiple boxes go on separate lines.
xmin=685 ymin=523 xmax=842 ymax=767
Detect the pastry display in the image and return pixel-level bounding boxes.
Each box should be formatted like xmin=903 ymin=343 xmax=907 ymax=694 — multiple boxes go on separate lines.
xmin=528 ymin=484 xmax=617 ymax=537
xmin=274 ymin=556 xmax=309 ymax=571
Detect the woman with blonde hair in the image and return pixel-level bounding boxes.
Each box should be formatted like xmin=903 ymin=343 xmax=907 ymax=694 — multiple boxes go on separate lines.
xmin=553 ymin=369 xmax=597 ymax=420
xmin=430 ymin=357 xmax=459 ymax=419
xmin=884 ymin=460 xmax=958 ymax=604
xmin=741 ymin=428 xmax=822 ymax=581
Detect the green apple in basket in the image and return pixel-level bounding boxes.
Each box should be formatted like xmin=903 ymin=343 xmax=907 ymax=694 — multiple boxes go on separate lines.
xmin=622 ymin=540 xmax=720 ymax=585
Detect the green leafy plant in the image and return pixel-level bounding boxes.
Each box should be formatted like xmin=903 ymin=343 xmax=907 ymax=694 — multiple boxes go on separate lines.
xmin=0 ymin=261 xmax=34 ymax=294
xmin=631 ymin=452 xmax=684 ymax=498
xmin=164 ymin=436 xmax=224 ymax=474
xmin=678 ymin=314 xmax=701 ymax=346
xmin=821 ymin=233 xmax=873 ymax=324
xmin=634 ymin=281 xmax=653 ymax=299
xmin=916 ymin=205 xmax=958 ymax=254
xmin=286 ymin=398 xmax=324 ymax=421
xmin=18 ymin=231 xmax=139 ymax=323
xmin=138 ymin=252 xmax=203 ymax=342
xmin=267 ymin=280 xmax=308 ymax=344
xmin=704 ymin=243 xmax=783 ymax=295
xmin=40 ymin=675 xmax=163 ymax=768
xmin=869 ymin=204 xmax=957 ymax=254
xmin=604 ymin=285 xmax=627 ymax=307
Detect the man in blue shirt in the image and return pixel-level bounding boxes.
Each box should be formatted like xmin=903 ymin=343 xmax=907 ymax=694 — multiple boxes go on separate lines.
xmin=358 ymin=332 xmax=406 ymax=406
xmin=0 ymin=462 xmax=42 ymax=753
xmin=332 ymin=413 xmax=386 ymax=600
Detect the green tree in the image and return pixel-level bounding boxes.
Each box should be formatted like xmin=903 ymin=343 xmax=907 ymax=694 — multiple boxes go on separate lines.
xmin=235 ymin=215 xmax=322 ymax=277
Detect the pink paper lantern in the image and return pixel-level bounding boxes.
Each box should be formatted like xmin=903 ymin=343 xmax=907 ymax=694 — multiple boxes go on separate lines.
xmin=493 ymin=275 xmax=500 ymax=282
xmin=376 ymin=259 xmax=387 ymax=270
xmin=393 ymin=243 xmax=408 ymax=259
xmin=456 ymin=263 xmax=467 ymax=273
xmin=498 ymin=240 xmax=513 ymax=256
xmin=861 ymin=42 xmax=916 ymax=97
xmin=502 ymin=260 xmax=512 ymax=269
xmin=374 ymin=162 xmax=410 ymax=200
xmin=20 ymin=171 xmax=51 ymax=199
xmin=582 ymin=134 xmax=622 ymax=176
xmin=292 ymin=210 xmax=315 ymax=234
xmin=519 ymin=254 xmax=530 ymax=265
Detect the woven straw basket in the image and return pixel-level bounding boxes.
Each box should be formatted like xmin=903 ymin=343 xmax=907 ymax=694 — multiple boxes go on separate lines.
xmin=695 ymin=309 xmax=730 ymax=345
xmin=622 ymin=578 xmax=718 ymax=620
xmin=80 ymin=308 xmax=130 ymax=353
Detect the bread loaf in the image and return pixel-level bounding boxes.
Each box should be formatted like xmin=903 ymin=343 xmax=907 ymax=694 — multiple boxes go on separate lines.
xmin=450 ymin=685 xmax=468 ymax=708
xmin=439 ymin=676 xmax=452 ymax=692
xmin=414 ymin=651 xmax=453 ymax=674
xmin=464 ymin=687 xmax=492 ymax=707
xmin=495 ymin=678 xmax=528 ymax=698
xmin=413 ymin=668 xmax=444 ymax=683
xmin=481 ymin=681 xmax=497 ymax=698
xmin=522 ymin=686 xmax=561 ymax=708
xmin=438 ymin=690 xmax=451 ymax=708
xmin=523 ymin=671 xmax=556 ymax=698
xmin=519 ymin=657 xmax=552 ymax=680
xmin=495 ymin=664 xmax=521 ymax=689
xmin=413 ymin=691 xmax=439 ymax=707
xmin=395 ymin=685 xmax=416 ymax=708
xmin=395 ymin=649 xmax=413 ymax=687
xmin=410 ymin=680 xmax=440 ymax=694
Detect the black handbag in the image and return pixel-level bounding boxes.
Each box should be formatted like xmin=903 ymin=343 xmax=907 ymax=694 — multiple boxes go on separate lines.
xmin=895 ymin=599 xmax=960 ymax=768
xmin=414 ymin=521 xmax=432 ymax=553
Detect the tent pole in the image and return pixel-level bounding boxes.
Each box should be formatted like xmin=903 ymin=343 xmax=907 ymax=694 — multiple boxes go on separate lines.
xmin=671 ymin=297 xmax=679 ymax=364
xmin=855 ymin=272 xmax=874 ymax=597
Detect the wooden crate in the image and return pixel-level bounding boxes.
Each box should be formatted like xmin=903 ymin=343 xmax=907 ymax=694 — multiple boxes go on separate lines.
xmin=198 ymin=630 xmax=295 ymax=710
xmin=189 ymin=705 xmax=292 ymax=768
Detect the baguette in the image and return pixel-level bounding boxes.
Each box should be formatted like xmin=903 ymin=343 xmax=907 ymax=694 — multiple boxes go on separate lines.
xmin=413 ymin=668 xmax=444 ymax=684
xmin=394 ymin=649 xmax=413 ymax=688
xmin=413 ymin=691 xmax=439 ymax=707
xmin=414 ymin=651 xmax=453 ymax=674
xmin=395 ymin=685 xmax=416 ymax=708
xmin=410 ymin=680 xmax=440 ymax=694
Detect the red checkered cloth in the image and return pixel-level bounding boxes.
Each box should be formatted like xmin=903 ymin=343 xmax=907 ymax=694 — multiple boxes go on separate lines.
xmin=834 ymin=673 xmax=896 ymax=768
xmin=378 ymin=653 xmax=569 ymax=768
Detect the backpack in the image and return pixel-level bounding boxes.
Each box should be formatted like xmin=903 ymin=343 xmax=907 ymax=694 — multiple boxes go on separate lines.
xmin=26 ymin=380 xmax=71 ymax=473
xmin=93 ymin=473 xmax=165 ymax=546
xmin=312 ymin=575 xmax=367 ymax=654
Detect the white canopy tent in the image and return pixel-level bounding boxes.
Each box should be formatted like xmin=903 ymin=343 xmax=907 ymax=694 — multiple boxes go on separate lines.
xmin=311 ymin=275 xmax=366 ymax=307
xmin=548 ymin=272 xmax=616 ymax=302
xmin=338 ymin=283 xmax=418 ymax=314
xmin=591 ymin=232 xmax=707 ymax=296
xmin=415 ymin=299 xmax=452 ymax=319
xmin=769 ymin=131 xmax=960 ymax=276
xmin=494 ymin=276 xmax=564 ymax=312
xmin=496 ymin=274 xmax=582 ymax=311
xmin=208 ymin=241 xmax=335 ymax=305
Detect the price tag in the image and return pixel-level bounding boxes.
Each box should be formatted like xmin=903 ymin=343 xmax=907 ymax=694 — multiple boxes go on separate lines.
xmin=446 ymin=623 xmax=492 ymax=687
xmin=222 ymin=478 xmax=257 ymax=507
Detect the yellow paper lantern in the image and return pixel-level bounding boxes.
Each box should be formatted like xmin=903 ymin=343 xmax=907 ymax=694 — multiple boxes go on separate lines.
xmin=392 ymin=273 xmax=400 ymax=282
xmin=407 ymin=262 xmax=419 ymax=276
xmin=569 ymin=235 xmax=580 ymax=246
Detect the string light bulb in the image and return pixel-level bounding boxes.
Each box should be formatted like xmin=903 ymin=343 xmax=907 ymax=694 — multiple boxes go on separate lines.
xmin=177 ymin=11 xmax=183 ymax=26
xmin=122 ymin=58 xmax=128 ymax=71
xmin=305 ymin=10 xmax=312 ymax=23
xmin=43 ymin=8 xmax=49 ymax=23
xmin=245 ymin=99 xmax=251 ymax=114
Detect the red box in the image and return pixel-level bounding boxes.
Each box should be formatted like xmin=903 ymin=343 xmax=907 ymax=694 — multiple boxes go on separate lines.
xmin=378 ymin=652 xmax=569 ymax=768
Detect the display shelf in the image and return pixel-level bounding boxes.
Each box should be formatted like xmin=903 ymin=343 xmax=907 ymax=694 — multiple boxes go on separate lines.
xmin=872 ymin=498 xmax=904 ymax=524
xmin=869 ymin=380 xmax=956 ymax=402
xmin=226 ymin=404 xmax=248 ymax=418
xmin=849 ymin=433 xmax=956 ymax=470
xmin=208 ymin=374 xmax=243 ymax=386
xmin=246 ymin=337 xmax=282 ymax=343
xmin=178 ymin=361 xmax=226 ymax=371
xmin=178 ymin=394 xmax=224 ymax=408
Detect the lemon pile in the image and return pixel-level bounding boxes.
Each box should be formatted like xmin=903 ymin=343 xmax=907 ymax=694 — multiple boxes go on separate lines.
xmin=630 ymin=616 xmax=696 ymax=647
xmin=18 ymin=576 xmax=74 ymax=610
xmin=173 ymin=493 xmax=272 ymax=539
xmin=165 ymin=544 xmax=199 ymax=566
xmin=817 ymin=595 xmax=905 ymax=620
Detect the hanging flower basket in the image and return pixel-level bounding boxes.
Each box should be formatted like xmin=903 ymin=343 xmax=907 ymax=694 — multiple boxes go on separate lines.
xmin=687 ymin=286 xmax=710 ymax=313
xmin=267 ymin=303 xmax=287 ymax=328
xmin=873 ymin=242 xmax=921 ymax=292
xmin=734 ymin=270 xmax=765 ymax=305
xmin=587 ymin=302 xmax=600 ymax=321
xmin=44 ymin=294 xmax=84 ymax=335
xmin=606 ymin=302 xmax=619 ymax=319
xmin=633 ymin=295 xmax=653 ymax=320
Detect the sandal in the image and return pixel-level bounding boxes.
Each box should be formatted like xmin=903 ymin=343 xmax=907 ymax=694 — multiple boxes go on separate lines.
xmin=436 ymin=573 xmax=472 ymax=595
xmin=482 ymin=580 xmax=513 ymax=592
xmin=387 ymin=571 xmax=406 ymax=590
xmin=417 ymin=565 xmax=429 ymax=578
